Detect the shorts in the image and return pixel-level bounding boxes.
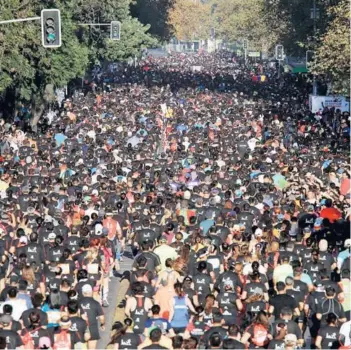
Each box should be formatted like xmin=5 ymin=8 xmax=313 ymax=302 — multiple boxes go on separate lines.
xmin=89 ymin=325 xmax=100 ymax=341
xmin=173 ymin=327 xmax=186 ymax=334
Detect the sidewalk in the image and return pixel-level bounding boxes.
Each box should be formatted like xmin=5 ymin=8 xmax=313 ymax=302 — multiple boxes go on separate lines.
xmin=97 ymin=252 xmax=133 ymax=348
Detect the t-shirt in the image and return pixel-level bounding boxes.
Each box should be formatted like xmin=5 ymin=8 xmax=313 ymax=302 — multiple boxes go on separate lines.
xmin=318 ymin=325 xmax=340 ymax=349
xmin=144 ymin=317 xmax=172 ymax=335
xmin=269 ymin=294 xmax=298 ymax=319
xmin=0 ymin=329 xmax=23 ymax=350
xmin=142 ymin=344 xmax=167 ymax=349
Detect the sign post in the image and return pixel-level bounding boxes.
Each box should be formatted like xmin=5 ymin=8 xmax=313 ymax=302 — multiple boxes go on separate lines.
xmin=243 ymin=39 xmax=248 ymax=63
xmin=275 ymin=44 xmax=284 ymax=79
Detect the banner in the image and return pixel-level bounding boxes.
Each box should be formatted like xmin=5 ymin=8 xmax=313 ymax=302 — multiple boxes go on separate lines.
xmin=309 ymin=95 xmax=350 ymax=113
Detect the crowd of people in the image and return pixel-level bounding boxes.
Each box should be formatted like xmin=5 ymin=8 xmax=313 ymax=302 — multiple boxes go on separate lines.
xmin=0 ymin=51 xmax=349 ymax=350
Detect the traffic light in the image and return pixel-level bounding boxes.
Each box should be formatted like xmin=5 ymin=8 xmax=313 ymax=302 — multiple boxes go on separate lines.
xmin=275 ymin=44 xmax=284 ymax=60
xmin=110 ymin=21 xmax=121 ymax=40
xmin=243 ymin=39 xmax=248 ymax=49
xmin=41 ymin=9 xmax=61 ymax=48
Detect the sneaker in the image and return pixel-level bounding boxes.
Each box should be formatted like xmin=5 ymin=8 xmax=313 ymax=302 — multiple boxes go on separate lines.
xmin=102 ymin=300 xmax=109 ymax=307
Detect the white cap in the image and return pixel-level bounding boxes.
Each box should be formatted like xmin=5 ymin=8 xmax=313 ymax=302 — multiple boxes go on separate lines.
xmin=92 ymin=189 xmax=98 ymax=196
xmin=19 ymin=236 xmax=28 ymax=244
xmin=95 ymin=224 xmax=103 ymax=235
xmin=82 ymin=185 xmax=89 ymax=192
xmin=255 ymin=228 xmax=263 ymax=237
xmin=345 ymin=239 xmax=351 ymax=248
xmin=82 ymin=284 xmax=93 ymax=294
xmin=183 ymin=190 xmax=191 ymax=200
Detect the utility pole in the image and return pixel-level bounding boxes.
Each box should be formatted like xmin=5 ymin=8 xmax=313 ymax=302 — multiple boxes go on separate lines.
xmin=312 ymin=0 xmax=317 ymax=95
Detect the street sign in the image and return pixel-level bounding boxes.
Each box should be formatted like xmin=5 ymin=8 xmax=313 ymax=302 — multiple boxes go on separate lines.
xmin=41 ymin=9 xmax=61 ymax=48
xmin=275 ymin=44 xmax=284 ymax=61
xmin=248 ymin=51 xmax=260 ymax=57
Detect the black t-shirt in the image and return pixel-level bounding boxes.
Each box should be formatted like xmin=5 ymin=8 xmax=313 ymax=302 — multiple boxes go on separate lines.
xmin=273 ymin=319 xmax=302 ymax=339
xmin=20 ymin=327 xmax=52 ymax=349
xmin=142 ymin=345 xmax=167 ymax=350
xmin=318 ymin=325 xmax=340 ymax=349
xmin=193 ymin=272 xmax=212 ymax=299
xmin=269 ymin=294 xmax=298 ymax=319
xmin=0 ymin=329 xmax=23 ymax=350
xmin=79 ymin=296 xmax=104 ymax=327
xmin=268 ymin=339 xmax=285 ymax=350
xmin=21 ymin=308 xmax=49 ymax=328
xmin=133 ymin=252 xmax=161 ymax=272
xmin=244 ymin=282 xmax=267 ymax=299
xmin=69 ymin=316 xmax=88 ymax=344
xmin=117 ymin=333 xmax=142 ymax=349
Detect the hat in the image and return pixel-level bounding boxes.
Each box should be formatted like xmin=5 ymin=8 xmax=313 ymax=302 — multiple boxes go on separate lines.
xmin=39 ymin=337 xmax=52 ymax=349
xmin=19 ymin=236 xmax=28 ymax=244
xmin=284 ymin=334 xmax=297 ymax=344
xmin=183 ymin=276 xmax=192 ymax=282
xmin=48 ymin=233 xmax=56 ymax=240
xmin=345 ymin=239 xmax=351 ymax=248
xmin=95 ymin=224 xmax=103 ymax=235
xmin=255 ymin=228 xmax=263 ymax=237
xmin=0 ymin=314 xmax=12 ymax=325
xmin=319 ymin=239 xmax=328 ymax=252
xmin=82 ymin=284 xmax=93 ymax=294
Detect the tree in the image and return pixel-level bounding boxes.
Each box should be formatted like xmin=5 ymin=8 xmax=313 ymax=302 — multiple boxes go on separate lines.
xmin=0 ymin=0 xmax=89 ymax=124
xmin=313 ymin=0 xmax=350 ymax=94
xmin=0 ymin=0 xmax=156 ymax=125
xmin=168 ymin=0 xmax=212 ymax=41
xmin=212 ymin=0 xmax=285 ymax=52
xmin=131 ymin=0 xmax=175 ymax=41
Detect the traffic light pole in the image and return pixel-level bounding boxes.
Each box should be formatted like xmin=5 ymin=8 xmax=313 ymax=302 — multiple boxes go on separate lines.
xmin=0 ymin=17 xmax=40 ymax=24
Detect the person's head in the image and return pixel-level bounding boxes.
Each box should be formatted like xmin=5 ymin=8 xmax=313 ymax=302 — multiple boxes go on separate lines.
xmin=255 ymin=311 xmax=269 ymax=328
xmin=67 ymin=300 xmax=79 ymax=315
xmin=7 ymin=287 xmax=17 ymax=300
xmin=183 ymin=337 xmax=198 ymax=350
xmin=174 ymin=281 xmax=185 ymax=298
xmin=81 ymin=284 xmax=93 ymax=297
xmin=228 ymin=324 xmax=241 ymax=340
xmin=131 ymin=282 xmax=144 ymax=296
xmin=2 ymin=304 xmax=12 ymax=316
xmin=18 ymin=279 xmax=28 ymax=292
xmin=276 ymin=281 xmax=286 ymax=293
xmin=149 ymin=328 xmax=162 ymax=344
xmin=29 ymin=311 xmax=41 ymax=327
xmin=280 ymin=307 xmax=293 ymax=320
xmin=151 ymin=305 xmax=160 ymax=316
xmin=172 ymin=335 xmax=183 ymax=350
xmin=212 ymin=311 xmax=223 ymax=325
xmin=31 ymin=293 xmax=44 ymax=308
xmin=284 ymin=333 xmax=297 ymax=350
xmin=325 ymin=286 xmax=336 ymax=298
xmin=209 ymin=333 xmax=222 ymax=348
xmin=326 ymin=312 xmax=337 ymax=325
xmin=285 ymin=276 xmax=294 ymax=289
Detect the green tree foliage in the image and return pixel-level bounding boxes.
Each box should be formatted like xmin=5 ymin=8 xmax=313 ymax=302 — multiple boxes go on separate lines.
xmin=0 ymin=0 xmax=157 ymax=122
xmin=168 ymin=0 xmax=212 ymax=41
xmin=131 ymin=0 xmax=175 ymax=41
xmin=313 ymin=0 xmax=350 ymax=94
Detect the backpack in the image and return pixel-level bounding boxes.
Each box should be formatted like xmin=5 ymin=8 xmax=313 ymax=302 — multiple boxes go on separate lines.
xmin=251 ymin=323 xmax=269 ymax=347
xmin=53 ymin=331 xmax=71 ymax=350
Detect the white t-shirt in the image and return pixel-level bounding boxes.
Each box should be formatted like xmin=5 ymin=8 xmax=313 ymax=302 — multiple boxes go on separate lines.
xmin=340 ymin=320 xmax=351 ymax=346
